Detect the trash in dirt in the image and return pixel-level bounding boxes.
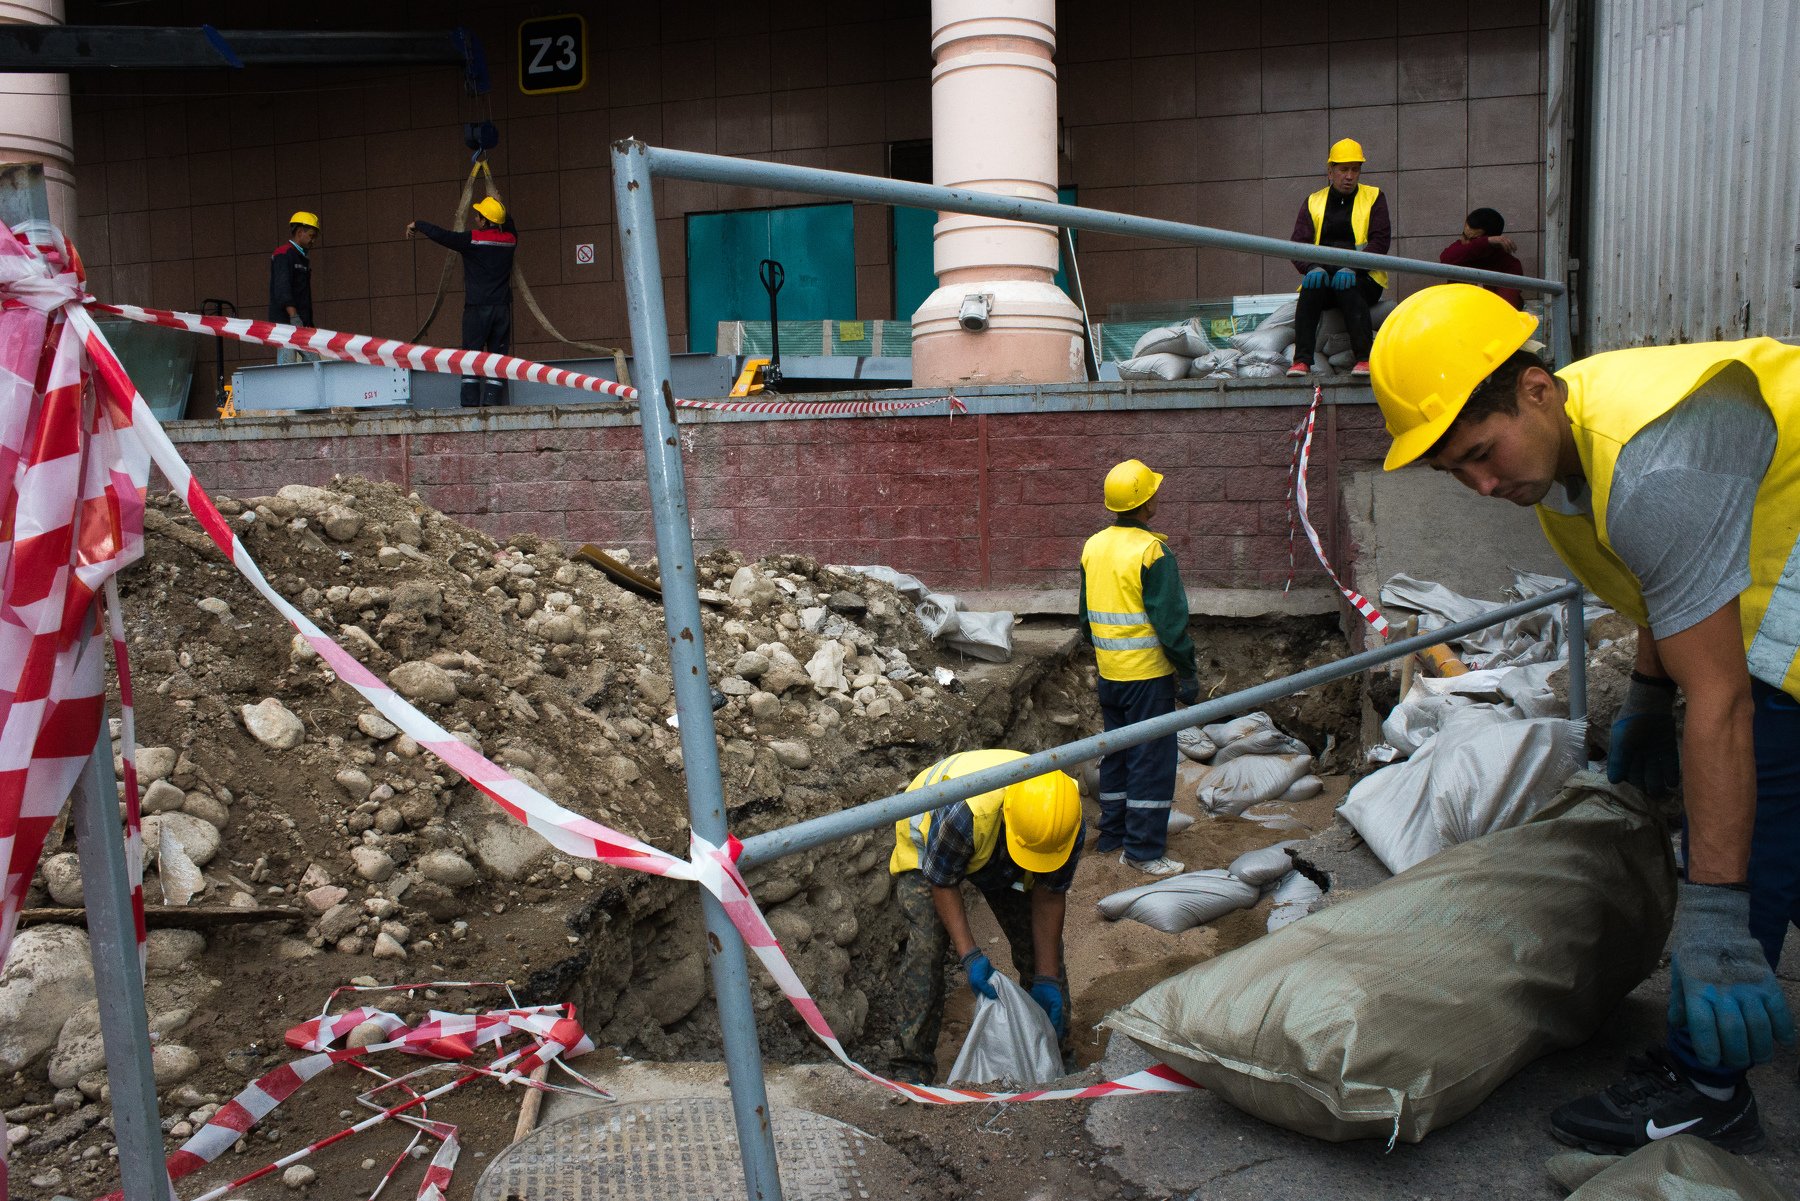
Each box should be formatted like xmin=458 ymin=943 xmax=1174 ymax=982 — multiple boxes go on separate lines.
xmin=846 ymin=565 xmax=1014 ymax=662
xmin=1096 ymin=869 xmax=1259 ymax=934
xmin=946 ymin=973 xmax=1063 ymax=1087
xmin=1379 ymin=570 xmax=1608 ymax=672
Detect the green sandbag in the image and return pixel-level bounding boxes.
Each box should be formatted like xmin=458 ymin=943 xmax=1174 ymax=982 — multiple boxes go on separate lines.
xmin=1103 ymin=773 xmax=1677 ymax=1143
xmin=1564 ymin=1134 xmax=1791 ymax=1200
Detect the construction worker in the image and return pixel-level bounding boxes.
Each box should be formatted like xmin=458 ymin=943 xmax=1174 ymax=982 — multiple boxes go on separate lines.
xmin=269 ymin=210 xmax=318 ymax=365
xmin=1079 ymin=460 xmax=1199 ymax=877
xmin=888 ymin=750 xmax=1083 ymax=1085
xmin=1370 ymin=283 xmax=1799 ymax=1155
xmin=406 ymin=197 xmax=517 ymax=407
xmin=1286 ymin=137 xmax=1390 ymax=378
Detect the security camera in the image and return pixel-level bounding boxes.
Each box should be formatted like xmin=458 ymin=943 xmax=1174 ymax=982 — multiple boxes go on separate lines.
xmin=959 ymin=293 xmax=993 ymax=332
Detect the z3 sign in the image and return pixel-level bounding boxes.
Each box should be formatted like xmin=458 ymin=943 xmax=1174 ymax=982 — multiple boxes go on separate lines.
xmin=518 ymin=14 xmax=586 ymax=95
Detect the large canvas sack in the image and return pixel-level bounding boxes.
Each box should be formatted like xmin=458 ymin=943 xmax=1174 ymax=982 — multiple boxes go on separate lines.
xmin=1195 ymin=752 xmax=1313 ymax=816
xmin=1562 ymin=1134 xmax=1792 ymax=1200
xmin=1118 ymin=352 xmax=1191 ymax=381
xmin=1104 ymin=775 xmax=1675 ymax=1144
xmin=1096 ymin=869 xmax=1259 ymax=934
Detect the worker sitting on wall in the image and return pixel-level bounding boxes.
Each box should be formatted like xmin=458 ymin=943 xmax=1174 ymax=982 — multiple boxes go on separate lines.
xmin=1438 ymin=207 xmax=1525 ymax=309
xmin=1370 ymin=283 xmax=1799 ymax=1155
xmin=1081 ymin=459 xmax=1198 ymax=877
xmin=889 ymin=750 xmax=1084 ymax=1085
xmin=1286 ymin=138 xmax=1390 ymax=378
xmin=406 ymin=197 xmax=518 ymax=408
xmin=269 ymin=210 xmax=319 ymax=365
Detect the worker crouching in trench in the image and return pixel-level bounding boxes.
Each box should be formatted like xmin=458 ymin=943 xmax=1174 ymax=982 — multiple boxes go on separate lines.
xmin=887 ymin=750 xmax=1084 ymax=1085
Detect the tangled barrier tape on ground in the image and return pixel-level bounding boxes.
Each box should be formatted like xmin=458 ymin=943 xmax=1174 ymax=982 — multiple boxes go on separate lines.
xmin=1286 ymin=384 xmax=1390 ymax=634
xmin=3 ymin=223 xmax=1196 ymax=1199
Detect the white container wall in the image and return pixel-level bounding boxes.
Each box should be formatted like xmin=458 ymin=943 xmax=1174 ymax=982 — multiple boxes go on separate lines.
xmin=1585 ymin=0 xmax=1800 ymax=347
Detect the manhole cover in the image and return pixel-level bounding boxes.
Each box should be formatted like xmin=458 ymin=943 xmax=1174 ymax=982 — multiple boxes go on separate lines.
xmin=474 ymin=1097 xmax=908 ymax=1200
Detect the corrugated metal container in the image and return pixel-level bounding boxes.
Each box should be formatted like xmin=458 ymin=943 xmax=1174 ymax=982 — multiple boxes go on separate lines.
xmin=1585 ymin=0 xmax=1800 ymax=347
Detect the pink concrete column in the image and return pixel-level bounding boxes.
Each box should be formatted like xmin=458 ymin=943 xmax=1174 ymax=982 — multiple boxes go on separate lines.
xmin=911 ymin=0 xmax=1085 ymax=386
xmin=0 ymin=0 xmax=74 ymax=232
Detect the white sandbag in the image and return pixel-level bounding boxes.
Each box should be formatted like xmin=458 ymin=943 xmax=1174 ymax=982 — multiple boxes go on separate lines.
xmin=1239 ymin=348 xmax=1292 ymax=367
xmin=946 ymin=973 xmax=1063 ymax=1087
xmin=1118 ymin=352 xmax=1191 ymax=382
xmin=1227 ymin=840 xmax=1301 ymax=887
xmin=1327 ymin=348 xmax=1355 ymax=370
xmin=1320 ymin=330 xmax=1351 ymax=358
xmin=1131 ymin=323 xmax=1191 ymax=358
xmin=847 ymin=564 xmax=928 ymax=603
xmin=1563 ymin=1133 xmax=1793 ymax=1200
xmin=1238 ymin=361 xmax=1284 ymax=378
xmin=1381 ymin=660 xmax=1570 ymax=756
xmin=1230 ymin=322 xmax=1295 ymax=355
xmin=1280 ymin=774 xmax=1323 ymax=802
xmin=1176 ymin=725 xmax=1216 ymax=762
xmin=1196 ymin=752 xmax=1313 ymax=816
xmin=1205 ymin=712 xmax=1308 ymax=765
xmin=1266 ymin=870 xmax=1324 ymax=931
xmin=1261 ymin=299 xmax=1298 ymax=328
xmin=1097 ymin=869 xmax=1260 ymax=934
xmin=1167 ymin=808 xmax=1196 ymax=836
xmin=1190 ymin=348 xmax=1241 ymax=375
xmin=1342 ymin=708 xmax=1588 ymax=874
xmin=916 ymin=593 xmax=1013 ymax=663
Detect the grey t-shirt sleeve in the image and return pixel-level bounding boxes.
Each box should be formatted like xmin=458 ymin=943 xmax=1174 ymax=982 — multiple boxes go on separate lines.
xmin=1605 ymin=362 xmax=1776 ymax=640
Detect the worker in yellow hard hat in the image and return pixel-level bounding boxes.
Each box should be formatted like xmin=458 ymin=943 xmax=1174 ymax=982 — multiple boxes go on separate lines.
xmin=1078 ymin=460 xmax=1197 ymax=878
xmin=406 ymin=195 xmax=518 ymax=407
xmin=888 ymin=750 xmax=1084 ymax=1084
xmin=1285 ymin=136 xmax=1390 ymax=379
xmin=269 ymin=210 xmax=320 ymax=364
xmin=1371 ymin=283 xmax=1800 ymax=1156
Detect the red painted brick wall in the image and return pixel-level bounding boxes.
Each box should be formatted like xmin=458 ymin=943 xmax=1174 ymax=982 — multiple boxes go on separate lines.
xmin=167 ymin=399 xmax=1390 ymax=592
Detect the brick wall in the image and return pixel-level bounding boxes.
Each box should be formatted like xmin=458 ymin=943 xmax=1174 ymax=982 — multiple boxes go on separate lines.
xmin=67 ymin=0 xmax=1546 ymax=413
xmin=167 ymin=394 xmax=1390 ymax=592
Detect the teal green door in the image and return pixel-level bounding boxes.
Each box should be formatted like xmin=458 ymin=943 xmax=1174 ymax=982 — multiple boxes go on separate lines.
xmin=685 ymin=204 xmax=856 ymax=354
xmin=892 ymin=187 xmax=1077 ymax=317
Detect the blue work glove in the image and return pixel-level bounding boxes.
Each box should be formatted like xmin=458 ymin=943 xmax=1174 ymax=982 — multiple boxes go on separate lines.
xmin=1301 ymin=267 xmax=1327 ymax=289
xmin=960 ymin=949 xmax=997 ymax=1000
xmin=1331 ymin=268 xmax=1356 ymax=290
xmin=1668 ymin=882 xmax=1797 ymax=1068
xmin=1607 ymin=672 xmax=1680 ymax=795
xmin=1029 ymin=975 xmax=1069 ymax=1039
xmin=1175 ymin=675 xmax=1200 ymax=705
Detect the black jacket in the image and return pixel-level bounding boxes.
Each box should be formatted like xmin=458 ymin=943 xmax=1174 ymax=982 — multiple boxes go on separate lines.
xmin=268 ymin=240 xmax=313 ymax=324
xmin=415 ymin=217 xmax=517 ymax=307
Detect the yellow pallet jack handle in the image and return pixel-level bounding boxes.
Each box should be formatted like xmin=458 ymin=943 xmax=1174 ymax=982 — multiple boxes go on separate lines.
xmin=729 ymin=357 xmax=771 ymax=397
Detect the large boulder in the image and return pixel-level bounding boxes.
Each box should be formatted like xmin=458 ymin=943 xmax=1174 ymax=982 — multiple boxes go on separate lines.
xmin=0 ymin=925 xmax=96 ymax=1075
xmin=470 ymin=819 xmax=553 ymax=882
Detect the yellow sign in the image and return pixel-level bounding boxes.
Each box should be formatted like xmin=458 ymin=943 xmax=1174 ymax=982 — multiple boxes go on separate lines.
xmin=837 ymin=321 xmax=866 ymax=343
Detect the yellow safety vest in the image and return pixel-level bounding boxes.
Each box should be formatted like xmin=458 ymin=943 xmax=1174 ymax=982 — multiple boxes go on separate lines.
xmin=1305 ymin=184 xmax=1388 ymax=289
xmin=1537 ymin=337 xmax=1800 ymax=696
xmin=889 ymin=749 xmax=1028 ymax=878
xmin=1081 ymin=524 xmax=1174 ymax=682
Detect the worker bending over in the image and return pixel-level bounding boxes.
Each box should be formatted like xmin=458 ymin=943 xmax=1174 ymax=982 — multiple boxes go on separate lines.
xmin=1371 ymin=283 xmax=1798 ymax=1155
xmin=406 ymin=197 xmax=518 ymax=408
xmin=889 ymin=750 xmax=1083 ymax=1085
xmin=1080 ymin=460 xmax=1198 ymax=877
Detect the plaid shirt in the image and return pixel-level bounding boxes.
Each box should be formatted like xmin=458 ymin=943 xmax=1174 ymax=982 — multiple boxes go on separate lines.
xmin=916 ymin=802 xmax=1083 ymax=894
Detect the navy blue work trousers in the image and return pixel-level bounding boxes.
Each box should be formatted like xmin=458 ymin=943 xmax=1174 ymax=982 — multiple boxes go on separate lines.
xmin=1096 ymin=674 xmax=1179 ymax=862
xmin=1668 ymin=678 xmax=1800 ymax=1086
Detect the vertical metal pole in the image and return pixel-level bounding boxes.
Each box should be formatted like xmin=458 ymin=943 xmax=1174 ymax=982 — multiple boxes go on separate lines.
xmin=1565 ymin=584 xmax=1588 ymax=724
xmin=70 ymin=739 xmax=173 ymax=1199
xmin=1551 ymin=290 xmax=1575 ymax=368
xmin=610 ymin=139 xmax=784 ymax=1201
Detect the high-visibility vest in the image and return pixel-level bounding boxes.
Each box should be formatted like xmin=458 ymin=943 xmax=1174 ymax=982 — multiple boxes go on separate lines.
xmin=1537 ymin=337 xmax=1800 ymax=696
xmin=889 ymin=749 xmax=1026 ymax=877
xmin=1081 ymin=524 xmax=1174 ymax=681
xmin=1305 ymin=184 xmax=1388 ymax=289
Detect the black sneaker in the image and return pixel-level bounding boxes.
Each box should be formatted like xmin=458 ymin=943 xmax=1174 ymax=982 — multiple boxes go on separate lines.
xmin=1550 ymin=1049 xmax=1764 ymax=1153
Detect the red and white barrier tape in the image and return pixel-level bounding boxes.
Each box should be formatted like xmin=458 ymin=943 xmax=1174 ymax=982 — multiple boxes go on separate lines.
xmin=90 ymin=302 xmax=967 ymax=418
xmin=1286 ymin=385 xmax=1389 ymax=635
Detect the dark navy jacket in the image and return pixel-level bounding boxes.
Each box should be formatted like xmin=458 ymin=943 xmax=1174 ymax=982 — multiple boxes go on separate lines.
xmin=415 ymin=217 xmax=517 ymax=307
xmin=267 ymin=240 xmax=313 ymax=324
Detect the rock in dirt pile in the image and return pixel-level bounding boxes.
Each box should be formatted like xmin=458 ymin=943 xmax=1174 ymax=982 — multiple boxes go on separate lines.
xmin=4 ymin=476 xmax=1094 ymax=1196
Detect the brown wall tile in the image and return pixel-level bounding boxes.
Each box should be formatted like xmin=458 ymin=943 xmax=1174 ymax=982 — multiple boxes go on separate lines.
xmin=1261 ymin=44 xmax=1331 ymax=113
xmin=1193 ymin=49 xmax=1262 ymax=116
xmin=1397 ymin=34 xmax=1469 ymax=102
xmin=1329 ymin=39 xmax=1398 ymax=108
xmin=1468 ymin=23 xmax=1542 ymax=97
xmin=1468 ymin=94 xmax=1538 ymax=164
xmin=1398 ymin=100 xmax=1468 ymax=170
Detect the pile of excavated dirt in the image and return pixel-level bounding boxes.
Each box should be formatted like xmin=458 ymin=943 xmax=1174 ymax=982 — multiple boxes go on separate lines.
xmin=2 ymin=475 xmax=1364 ymax=1199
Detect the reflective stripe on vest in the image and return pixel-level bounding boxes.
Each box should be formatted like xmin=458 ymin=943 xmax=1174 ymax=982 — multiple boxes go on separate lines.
xmin=1537 ymin=338 xmax=1800 ymax=697
xmin=1304 ymin=184 xmax=1388 ymax=289
xmin=1081 ymin=524 xmax=1174 ymax=681
xmin=888 ymin=749 xmax=1027 ymax=876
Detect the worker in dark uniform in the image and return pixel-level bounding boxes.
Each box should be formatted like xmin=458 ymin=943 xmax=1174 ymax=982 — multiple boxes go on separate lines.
xmin=406 ymin=197 xmax=517 ymax=407
xmin=269 ymin=210 xmax=318 ymax=364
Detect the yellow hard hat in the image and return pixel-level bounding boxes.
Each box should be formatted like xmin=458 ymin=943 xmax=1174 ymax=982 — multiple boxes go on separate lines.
xmin=1326 ymin=138 xmax=1366 ymax=164
xmin=289 ymin=211 xmax=319 ymax=229
xmin=1370 ymin=284 xmax=1541 ymax=470
xmin=1002 ymin=770 xmax=1082 ymax=873
xmin=1103 ymin=459 xmax=1163 ymax=512
xmin=472 ymin=197 xmax=507 ymax=225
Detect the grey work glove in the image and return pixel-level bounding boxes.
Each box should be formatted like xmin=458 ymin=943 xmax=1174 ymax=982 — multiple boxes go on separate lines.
xmin=1668 ymin=882 xmax=1796 ymax=1069
xmin=1607 ymin=672 xmax=1680 ymax=795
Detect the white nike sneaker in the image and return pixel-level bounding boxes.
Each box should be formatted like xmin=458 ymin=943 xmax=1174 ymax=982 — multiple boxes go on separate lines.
xmin=1121 ymin=853 xmax=1184 ymax=877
